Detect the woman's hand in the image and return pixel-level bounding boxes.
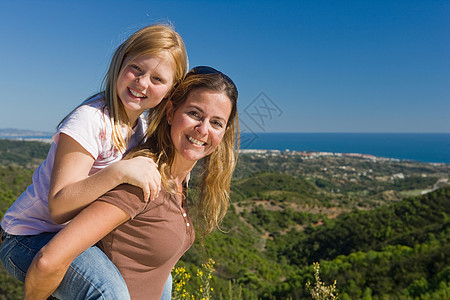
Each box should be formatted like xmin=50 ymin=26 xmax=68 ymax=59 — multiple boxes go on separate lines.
xmin=114 ymin=156 xmax=161 ymax=202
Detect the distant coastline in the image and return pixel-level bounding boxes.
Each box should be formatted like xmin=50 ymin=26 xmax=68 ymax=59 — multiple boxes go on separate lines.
xmin=240 ymin=132 xmax=450 ymax=164
xmin=1 ymin=129 xmax=449 ymax=164
xmin=0 ymin=128 xmax=53 ymax=143
xmin=0 ymin=136 xmax=54 ymax=143
xmin=0 ymin=128 xmax=54 ymax=137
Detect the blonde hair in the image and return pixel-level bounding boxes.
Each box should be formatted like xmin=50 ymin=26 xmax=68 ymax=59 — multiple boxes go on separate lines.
xmin=129 ymin=68 xmax=239 ymax=239
xmin=60 ymin=24 xmax=188 ymax=153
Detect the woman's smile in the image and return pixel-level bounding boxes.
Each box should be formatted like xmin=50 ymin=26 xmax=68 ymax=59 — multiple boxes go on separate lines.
xmin=187 ymin=135 xmax=206 ymax=147
xmin=167 ymin=88 xmax=232 ymax=163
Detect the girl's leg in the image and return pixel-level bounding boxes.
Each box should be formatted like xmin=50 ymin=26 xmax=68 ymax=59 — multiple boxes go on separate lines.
xmin=160 ymin=273 xmax=173 ymax=300
xmin=0 ymin=231 xmax=130 ymax=300
xmin=52 ymin=245 xmax=130 ymax=300
xmin=0 ymin=231 xmax=56 ymax=282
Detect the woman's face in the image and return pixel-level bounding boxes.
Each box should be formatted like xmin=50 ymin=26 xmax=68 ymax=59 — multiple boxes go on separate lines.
xmin=117 ymin=52 xmax=175 ymax=124
xmin=167 ymin=88 xmax=233 ymax=163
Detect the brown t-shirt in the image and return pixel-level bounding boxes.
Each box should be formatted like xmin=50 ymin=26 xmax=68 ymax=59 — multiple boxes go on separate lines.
xmin=96 ymin=184 xmax=195 ymax=300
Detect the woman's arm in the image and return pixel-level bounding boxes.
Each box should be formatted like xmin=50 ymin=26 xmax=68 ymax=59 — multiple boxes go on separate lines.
xmin=24 ymin=200 xmax=130 ymax=300
xmin=48 ymin=133 xmax=161 ymax=223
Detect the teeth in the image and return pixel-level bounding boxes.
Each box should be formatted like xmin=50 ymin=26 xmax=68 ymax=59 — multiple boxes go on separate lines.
xmin=188 ymin=136 xmax=205 ymax=146
xmin=129 ymin=88 xmax=146 ymax=98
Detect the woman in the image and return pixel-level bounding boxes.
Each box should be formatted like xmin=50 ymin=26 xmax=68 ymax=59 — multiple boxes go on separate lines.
xmin=24 ymin=66 xmax=239 ymax=299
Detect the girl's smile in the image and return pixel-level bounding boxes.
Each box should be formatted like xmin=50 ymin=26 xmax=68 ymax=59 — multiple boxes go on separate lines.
xmin=117 ymin=52 xmax=175 ymax=124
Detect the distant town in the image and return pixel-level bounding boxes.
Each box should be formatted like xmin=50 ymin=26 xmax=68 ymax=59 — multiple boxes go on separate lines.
xmin=239 ymin=148 xmax=447 ymax=167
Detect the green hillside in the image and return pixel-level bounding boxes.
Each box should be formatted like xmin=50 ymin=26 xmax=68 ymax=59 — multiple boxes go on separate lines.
xmin=0 ymin=139 xmax=50 ymax=168
xmin=0 ymin=140 xmax=449 ymax=299
xmin=269 ymin=187 xmax=450 ymax=265
xmin=178 ymin=186 xmax=450 ymax=299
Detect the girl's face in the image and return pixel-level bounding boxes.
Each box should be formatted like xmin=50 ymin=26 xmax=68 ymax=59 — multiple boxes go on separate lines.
xmin=167 ymin=88 xmax=232 ymax=163
xmin=117 ymin=52 xmax=175 ymax=124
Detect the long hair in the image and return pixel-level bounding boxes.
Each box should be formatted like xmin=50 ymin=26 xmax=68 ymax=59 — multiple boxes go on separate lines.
xmin=129 ymin=68 xmax=239 ymax=239
xmin=59 ymin=24 xmax=188 ymax=153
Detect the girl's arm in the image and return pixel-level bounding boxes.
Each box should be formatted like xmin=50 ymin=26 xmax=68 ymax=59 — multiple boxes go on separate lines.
xmin=24 ymin=200 xmax=130 ymax=300
xmin=48 ymin=133 xmax=161 ymax=223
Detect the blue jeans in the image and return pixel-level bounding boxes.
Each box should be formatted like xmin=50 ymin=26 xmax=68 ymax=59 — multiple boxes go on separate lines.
xmin=0 ymin=231 xmax=172 ymax=299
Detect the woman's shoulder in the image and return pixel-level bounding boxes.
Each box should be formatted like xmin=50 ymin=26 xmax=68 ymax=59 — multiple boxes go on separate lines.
xmin=99 ymin=184 xmax=148 ymax=219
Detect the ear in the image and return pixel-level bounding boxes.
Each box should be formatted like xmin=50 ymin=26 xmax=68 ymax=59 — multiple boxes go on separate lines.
xmin=166 ymin=101 xmax=174 ymax=125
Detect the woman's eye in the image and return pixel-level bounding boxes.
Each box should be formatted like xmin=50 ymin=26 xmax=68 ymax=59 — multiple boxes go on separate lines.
xmin=188 ymin=111 xmax=200 ymax=118
xmin=212 ymin=120 xmax=224 ymax=128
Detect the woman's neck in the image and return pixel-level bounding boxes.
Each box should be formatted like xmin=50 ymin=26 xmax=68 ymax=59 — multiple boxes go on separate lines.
xmin=170 ymin=156 xmax=196 ymax=187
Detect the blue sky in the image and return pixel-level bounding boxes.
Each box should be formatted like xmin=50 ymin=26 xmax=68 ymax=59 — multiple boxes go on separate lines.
xmin=0 ymin=0 xmax=448 ymax=133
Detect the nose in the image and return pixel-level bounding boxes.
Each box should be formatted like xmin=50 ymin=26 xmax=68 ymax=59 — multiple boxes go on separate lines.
xmin=136 ymin=75 xmax=150 ymax=88
xmin=195 ymin=121 xmax=208 ymax=136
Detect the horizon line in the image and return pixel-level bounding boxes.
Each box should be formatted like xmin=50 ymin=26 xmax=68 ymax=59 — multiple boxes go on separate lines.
xmin=1 ymin=128 xmax=450 ymax=135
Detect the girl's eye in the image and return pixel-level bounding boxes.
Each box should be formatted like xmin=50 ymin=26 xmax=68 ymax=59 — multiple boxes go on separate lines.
xmin=153 ymin=76 xmax=163 ymax=82
xmin=131 ymin=65 xmax=142 ymax=72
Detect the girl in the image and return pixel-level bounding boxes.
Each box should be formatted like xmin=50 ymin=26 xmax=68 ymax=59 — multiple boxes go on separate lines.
xmin=24 ymin=66 xmax=239 ymax=299
xmin=0 ymin=24 xmax=187 ymax=299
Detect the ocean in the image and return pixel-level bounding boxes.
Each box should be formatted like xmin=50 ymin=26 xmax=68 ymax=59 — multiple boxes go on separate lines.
xmin=2 ymin=133 xmax=449 ymax=164
xmin=240 ymin=133 xmax=450 ymax=164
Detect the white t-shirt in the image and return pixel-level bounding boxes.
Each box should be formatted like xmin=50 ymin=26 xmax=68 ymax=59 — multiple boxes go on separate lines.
xmin=1 ymin=97 xmax=148 ymax=235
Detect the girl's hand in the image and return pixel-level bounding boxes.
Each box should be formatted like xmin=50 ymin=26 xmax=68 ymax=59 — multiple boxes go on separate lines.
xmin=116 ymin=156 xmax=161 ymax=202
